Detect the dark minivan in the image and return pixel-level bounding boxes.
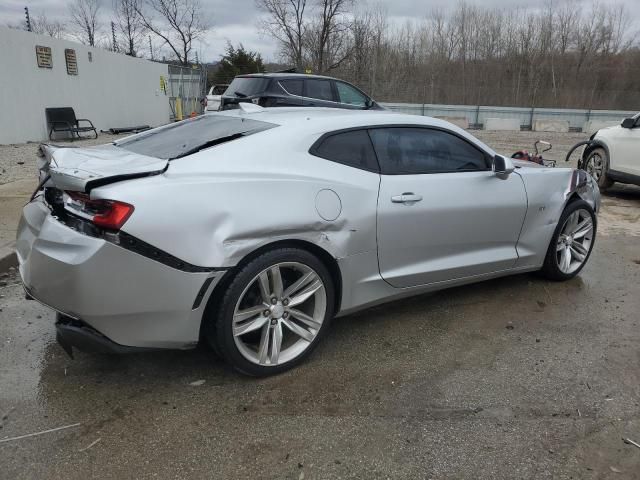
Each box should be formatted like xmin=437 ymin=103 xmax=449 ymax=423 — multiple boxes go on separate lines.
xmin=219 ymin=73 xmax=383 ymax=111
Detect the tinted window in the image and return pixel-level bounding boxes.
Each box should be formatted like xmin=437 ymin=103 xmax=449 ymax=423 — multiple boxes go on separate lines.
xmin=225 ymin=77 xmax=270 ymax=97
xmin=336 ymin=81 xmax=367 ymax=106
xmin=312 ymin=130 xmax=379 ymax=172
xmin=305 ymin=79 xmax=335 ymax=101
xmin=280 ymin=79 xmax=303 ymax=96
xmin=369 ymin=128 xmax=488 ymax=174
xmin=116 ymin=115 xmax=277 ymax=159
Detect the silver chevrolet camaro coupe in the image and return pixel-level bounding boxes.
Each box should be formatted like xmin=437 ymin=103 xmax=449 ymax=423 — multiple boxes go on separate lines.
xmin=17 ymin=105 xmax=600 ymax=375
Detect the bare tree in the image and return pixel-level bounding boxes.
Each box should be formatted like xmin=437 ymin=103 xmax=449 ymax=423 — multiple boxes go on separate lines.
xmin=257 ymin=0 xmax=638 ymax=109
xmin=68 ymin=0 xmax=101 ymax=46
xmin=114 ymin=0 xmax=147 ymax=56
xmin=136 ymin=0 xmax=211 ymax=65
xmin=256 ymin=0 xmax=308 ymax=71
xmin=31 ymin=13 xmax=67 ymax=39
xmin=305 ymin=0 xmax=352 ymax=73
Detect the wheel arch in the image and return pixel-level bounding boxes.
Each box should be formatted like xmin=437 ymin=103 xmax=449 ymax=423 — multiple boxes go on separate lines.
xmin=581 ymin=138 xmax=610 ymax=170
xmin=199 ymin=239 xmax=343 ymax=339
xmin=563 ymin=167 xmax=601 ymax=214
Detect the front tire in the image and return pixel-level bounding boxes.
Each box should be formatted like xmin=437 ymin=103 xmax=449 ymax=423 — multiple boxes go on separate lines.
xmin=205 ymin=247 xmax=334 ymax=376
xmin=584 ymin=147 xmax=614 ymax=190
xmin=540 ymin=200 xmax=596 ymax=281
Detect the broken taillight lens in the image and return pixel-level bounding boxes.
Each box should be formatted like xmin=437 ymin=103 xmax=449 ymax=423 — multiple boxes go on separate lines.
xmin=64 ymin=191 xmax=134 ymax=230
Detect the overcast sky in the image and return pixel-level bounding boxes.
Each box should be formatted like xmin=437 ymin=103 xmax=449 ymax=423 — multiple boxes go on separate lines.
xmin=2 ymin=0 xmax=639 ymax=62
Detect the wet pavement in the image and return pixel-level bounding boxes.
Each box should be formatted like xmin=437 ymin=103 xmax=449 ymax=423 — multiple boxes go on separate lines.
xmin=1 ymin=186 xmax=640 ymax=479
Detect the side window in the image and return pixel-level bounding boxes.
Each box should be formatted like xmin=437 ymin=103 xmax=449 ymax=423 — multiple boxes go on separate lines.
xmin=305 ymin=79 xmax=335 ymax=102
xmin=311 ymin=130 xmax=379 ymax=172
xmin=280 ymin=79 xmax=303 ymax=96
xmin=369 ymin=128 xmax=489 ymax=174
xmin=335 ymin=81 xmax=367 ymax=107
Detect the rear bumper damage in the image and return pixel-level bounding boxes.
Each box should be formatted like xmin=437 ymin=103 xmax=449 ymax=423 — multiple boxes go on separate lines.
xmin=17 ymin=198 xmax=226 ymax=352
xmin=55 ymin=313 xmax=158 ymax=357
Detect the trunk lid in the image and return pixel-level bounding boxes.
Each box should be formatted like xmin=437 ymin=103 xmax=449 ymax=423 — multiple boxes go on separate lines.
xmin=40 ymin=143 xmax=168 ymax=192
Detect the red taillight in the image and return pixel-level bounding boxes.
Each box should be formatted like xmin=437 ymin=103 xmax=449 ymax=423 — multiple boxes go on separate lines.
xmin=92 ymin=200 xmax=134 ymax=230
xmin=64 ymin=192 xmax=134 ymax=230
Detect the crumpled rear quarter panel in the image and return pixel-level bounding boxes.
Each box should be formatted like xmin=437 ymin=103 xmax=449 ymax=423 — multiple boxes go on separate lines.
xmin=95 ymin=132 xmax=381 ymax=269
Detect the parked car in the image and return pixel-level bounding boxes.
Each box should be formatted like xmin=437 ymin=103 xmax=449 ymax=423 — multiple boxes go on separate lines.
xmin=205 ymin=84 xmax=228 ymax=112
xmin=579 ymin=112 xmax=640 ymax=189
xmin=219 ymin=73 xmax=382 ymax=111
xmin=18 ymin=106 xmax=599 ymax=376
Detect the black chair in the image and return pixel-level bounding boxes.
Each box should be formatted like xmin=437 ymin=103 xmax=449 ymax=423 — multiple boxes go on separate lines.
xmin=45 ymin=107 xmax=98 ymax=141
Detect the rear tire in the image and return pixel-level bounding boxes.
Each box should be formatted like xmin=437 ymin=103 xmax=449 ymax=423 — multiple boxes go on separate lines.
xmin=204 ymin=247 xmax=334 ymax=376
xmin=584 ymin=147 xmax=614 ymax=190
xmin=540 ymin=200 xmax=596 ymax=281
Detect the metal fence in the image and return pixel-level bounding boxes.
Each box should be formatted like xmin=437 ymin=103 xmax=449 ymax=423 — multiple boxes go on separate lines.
xmin=380 ymin=103 xmax=636 ymax=131
xmin=167 ymin=65 xmax=206 ymax=121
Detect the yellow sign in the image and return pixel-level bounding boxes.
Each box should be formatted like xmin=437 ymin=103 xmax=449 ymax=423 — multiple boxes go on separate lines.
xmin=305 ymin=68 xmax=312 ymax=74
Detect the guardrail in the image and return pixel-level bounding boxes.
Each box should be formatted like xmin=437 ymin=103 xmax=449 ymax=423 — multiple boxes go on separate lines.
xmin=380 ymin=102 xmax=636 ymax=132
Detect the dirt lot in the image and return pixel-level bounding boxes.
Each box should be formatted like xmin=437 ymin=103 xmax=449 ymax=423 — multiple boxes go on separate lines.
xmin=1 ymin=130 xmax=639 ymax=479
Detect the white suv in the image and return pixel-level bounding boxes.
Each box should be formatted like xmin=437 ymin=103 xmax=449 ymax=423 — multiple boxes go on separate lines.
xmin=582 ymin=113 xmax=640 ymax=189
xmin=205 ymin=84 xmax=228 ymax=112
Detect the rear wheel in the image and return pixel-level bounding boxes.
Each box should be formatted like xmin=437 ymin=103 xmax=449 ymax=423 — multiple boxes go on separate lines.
xmin=540 ymin=200 xmax=596 ymax=281
xmin=205 ymin=248 xmax=334 ymax=376
xmin=584 ymin=147 xmax=613 ymax=190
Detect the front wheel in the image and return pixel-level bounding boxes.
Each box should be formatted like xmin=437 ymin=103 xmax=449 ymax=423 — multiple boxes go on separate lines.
xmin=584 ymin=147 xmax=614 ymax=190
xmin=205 ymin=248 xmax=334 ymax=376
xmin=540 ymin=200 xmax=596 ymax=281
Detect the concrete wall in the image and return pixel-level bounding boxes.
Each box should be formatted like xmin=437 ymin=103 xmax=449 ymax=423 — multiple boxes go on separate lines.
xmin=484 ymin=118 xmax=521 ymax=131
xmin=0 ymin=27 xmax=171 ymax=144
xmin=381 ymin=103 xmax=637 ymax=131
xmin=533 ymin=119 xmax=569 ymax=133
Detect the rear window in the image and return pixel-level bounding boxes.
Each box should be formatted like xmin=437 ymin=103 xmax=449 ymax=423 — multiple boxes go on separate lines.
xmin=116 ymin=115 xmax=277 ymax=159
xmin=305 ymin=79 xmax=335 ymax=101
xmin=280 ymin=79 xmax=303 ymax=96
xmin=225 ymin=77 xmax=270 ymax=97
xmin=310 ymin=129 xmax=379 ymax=172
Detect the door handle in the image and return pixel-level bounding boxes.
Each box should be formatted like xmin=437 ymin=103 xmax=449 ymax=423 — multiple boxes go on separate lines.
xmin=391 ymin=193 xmax=423 ymax=204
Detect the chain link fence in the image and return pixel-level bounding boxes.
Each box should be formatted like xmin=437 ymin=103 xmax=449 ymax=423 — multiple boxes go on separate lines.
xmin=167 ymin=65 xmax=207 ymax=121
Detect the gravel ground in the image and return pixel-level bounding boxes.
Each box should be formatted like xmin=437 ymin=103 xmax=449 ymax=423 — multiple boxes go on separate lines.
xmin=473 ymin=130 xmax=587 ymax=166
xmin=0 ymin=134 xmax=120 ymax=186
xmin=1 ymin=229 xmax=639 ymax=479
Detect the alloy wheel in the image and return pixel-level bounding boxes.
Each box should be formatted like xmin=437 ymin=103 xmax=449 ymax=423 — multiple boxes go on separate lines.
xmin=232 ymin=262 xmax=327 ymax=366
xmin=556 ymin=208 xmax=594 ymax=274
xmin=585 ymin=152 xmax=604 ymax=181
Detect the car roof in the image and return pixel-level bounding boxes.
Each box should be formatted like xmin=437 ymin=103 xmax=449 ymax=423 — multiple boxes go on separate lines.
xmin=209 ymin=107 xmax=496 ymax=155
xmin=237 ymin=73 xmax=338 ymax=81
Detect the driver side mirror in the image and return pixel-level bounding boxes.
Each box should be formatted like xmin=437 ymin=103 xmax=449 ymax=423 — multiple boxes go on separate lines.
xmin=621 ymin=117 xmax=635 ymax=129
xmin=493 ymin=155 xmax=515 ymax=177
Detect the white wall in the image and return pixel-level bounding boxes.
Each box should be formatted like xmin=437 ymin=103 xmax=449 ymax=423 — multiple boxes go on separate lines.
xmin=0 ymin=27 xmax=171 ymax=145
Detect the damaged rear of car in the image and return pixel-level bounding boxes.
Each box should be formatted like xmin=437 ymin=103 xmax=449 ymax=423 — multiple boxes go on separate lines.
xmin=17 ymin=114 xmax=278 ymax=355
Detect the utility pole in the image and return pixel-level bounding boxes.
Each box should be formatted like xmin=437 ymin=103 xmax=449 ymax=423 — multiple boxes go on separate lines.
xmin=148 ymin=36 xmax=154 ymax=60
xmin=111 ymin=22 xmax=118 ymax=52
xmin=24 ymin=7 xmax=32 ymax=32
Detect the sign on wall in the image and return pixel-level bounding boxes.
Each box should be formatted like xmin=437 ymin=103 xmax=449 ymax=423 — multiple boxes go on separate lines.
xmin=65 ymin=49 xmax=78 ymax=75
xmin=35 ymin=46 xmax=52 ymax=68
